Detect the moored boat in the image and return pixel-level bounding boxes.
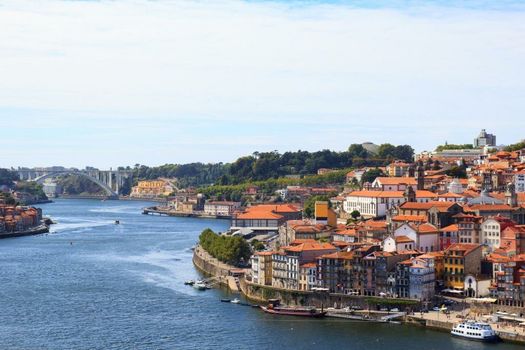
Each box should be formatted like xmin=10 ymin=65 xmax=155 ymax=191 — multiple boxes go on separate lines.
xmin=451 ymin=320 xmax=499 ymax=342
xmin=260 ymin=299 xmax=326 ymax=318
xmin=193 ymin=282 xmax=207 ymax=290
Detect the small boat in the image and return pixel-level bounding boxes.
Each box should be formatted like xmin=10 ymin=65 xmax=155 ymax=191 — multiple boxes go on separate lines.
xmin=231 ymin=298 xmax=240 ymax=304
xmin=184 ymin=280 xmax=195 ymax=286
xmin=193 ymin=282 xmax=207 ymax=291
xmin=115 ymin=220 xmax=120 ymax=225
xmin=451 ymin=320 xmax=499 ymax=342
xmin=260 ymin=299 xmax=326 ymax=318
xmin=220 ymin=299 xmax=231 ymax=303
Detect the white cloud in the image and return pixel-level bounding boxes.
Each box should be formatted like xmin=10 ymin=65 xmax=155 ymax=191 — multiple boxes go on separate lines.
xmin=0 ymin=0 xmax=524 ymax=167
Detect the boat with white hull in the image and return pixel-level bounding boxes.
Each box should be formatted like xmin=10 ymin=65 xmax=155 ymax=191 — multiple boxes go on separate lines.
xmin=451 ymin=320 xmax=498 ymax=342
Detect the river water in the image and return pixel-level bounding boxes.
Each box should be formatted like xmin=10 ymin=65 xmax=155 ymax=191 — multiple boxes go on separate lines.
xmin=0 ymin=199 xmax=521 ymax=350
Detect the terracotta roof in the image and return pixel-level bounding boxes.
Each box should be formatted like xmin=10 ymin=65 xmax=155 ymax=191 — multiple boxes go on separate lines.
xmin=347 ymin=190 xmax=404 ymax=198
xmin=395 ymin=235 xmax=414 ymax=243
xmin=359 ymin=220 xmax=388 ymax=229
xmin=374 ymin=177 xmax=417 ymax=185
xmin=236 ymin=211 xmax=283 ymax=220
xmin=485 ymin=253 xmax=511 ymax=263
xmin=400 ymin=201 xmax=455 ymax=211
xmin=249 ymin=204 xmax=301 ymax=213
xmin=418 ymin=251 xmax=444 ymax=259
xmin=415 ymin=223 xmax=439 ymax=234
xmin=392 ymin=215 xmax=427 ymax=222
xmin=319 ymin=251 xmax=354 ymax=260
xmin=334 ymin=229 xmax=357 ymax=236
xmin=438 ymin=192 xmax=463 ymax=198
xmin=440 ymin=224 xmax=459 ymax=232
xmin=300 ymin=262 xmax=317 ymax=268
xmin=445 ymin=243 xmax=481 ymax=255
xmin=283 ymin=242 xmax=335 ymax=253
xmin=469 ymin=204 xmax=513 ymax=211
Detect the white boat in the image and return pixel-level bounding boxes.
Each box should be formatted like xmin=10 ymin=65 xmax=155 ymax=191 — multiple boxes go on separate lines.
xmin=451 ymin=320 xmax=498 ymax=342
xmin=193 ymin=282 xmax=207 ymax=291
xmin=231 ymin=298 xmax=240 ymax=304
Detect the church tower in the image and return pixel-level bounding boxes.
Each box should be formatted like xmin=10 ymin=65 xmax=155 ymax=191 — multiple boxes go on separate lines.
xmin=415 ymin=166 xmax=425 ymax=191
xmin=505 ymin=182 xmax=518 ymax=208
xmin=404 ymin=186 xmax=416 ymax=203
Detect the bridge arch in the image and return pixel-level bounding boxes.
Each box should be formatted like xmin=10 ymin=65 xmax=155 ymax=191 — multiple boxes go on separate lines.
xmin=33 ymin=171 xmax=118 ymax=198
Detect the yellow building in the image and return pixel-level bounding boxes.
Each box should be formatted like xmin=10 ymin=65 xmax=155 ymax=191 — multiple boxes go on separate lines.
xmin=130 ymin=180 xmax=174 ymax=198
xmin=444 ymin=243 xmax=482 ymax=291
xmin=315 ymin=201 xmax=337 ymax=227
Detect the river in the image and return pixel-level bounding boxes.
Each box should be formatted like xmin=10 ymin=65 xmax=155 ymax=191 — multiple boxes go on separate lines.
xmin=0 ymin=199 xmax=521 ymax=350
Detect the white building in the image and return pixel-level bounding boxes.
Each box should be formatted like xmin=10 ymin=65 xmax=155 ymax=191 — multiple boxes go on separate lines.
xmin=343 ymin=191 xmax=404 ymax=218
xmin=383 ymin=235 xmax=415 ymax=252
xmin=394 ymin=223 xmax=439 ymax=253
xmin=515 ymin=171 xmax=525 ymax=193
xmin=448 ymin=178 xmax=465 ymax=194
xmin=371 ymin=177 xmax=417 ymax=191
xmin=343 ymin=190 xmax=437 ymax=218
xmin=480 ymin=217 xmax=514 ymax=251
xmin=203 ymin=201 xmax=241 ymax=217
xmin=409 ymin=258 xmax=435 ymax=301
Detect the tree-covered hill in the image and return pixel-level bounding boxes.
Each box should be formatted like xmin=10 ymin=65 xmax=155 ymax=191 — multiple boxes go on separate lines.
xmin=131 ymin=143 xmax=414 ymax=187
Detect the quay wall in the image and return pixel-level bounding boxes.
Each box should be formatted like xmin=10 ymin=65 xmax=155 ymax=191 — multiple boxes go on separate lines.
xmin=0 ymin=224 xmax=49 ymax=239
xmin=192 ymin=245 xmax=232 ymax=288
xmin=193 ymin=245 xmax=525 ymax=345
xmin=193 ymin=244 xmax=418 ymax=310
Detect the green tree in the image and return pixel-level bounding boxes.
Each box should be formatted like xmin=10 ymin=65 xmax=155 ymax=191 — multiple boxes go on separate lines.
xmin=198 ymin=228 xmax=252 ymax=266
xmin=360 ymin=168 xmax=385 ymax=185
xmin=350 ymin=210 xmax=361 ymax=220
xmin=303 ymin=195 xmax=331 ymax=218
xmin=0 ymin=168 xmax=19 ymax=187
xmin=445 ymin=166 xmax=467 ymax=179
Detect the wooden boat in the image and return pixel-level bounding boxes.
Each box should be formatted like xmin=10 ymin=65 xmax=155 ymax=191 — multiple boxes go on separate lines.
xmin=260 ymin=299 xmax=326 ymax=318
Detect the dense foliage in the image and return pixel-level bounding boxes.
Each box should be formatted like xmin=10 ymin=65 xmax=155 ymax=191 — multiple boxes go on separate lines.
xmin=59 ymin=175 xmax=105 ymax=195
xmin=199 ymin=228 xmax=252 ymax=266
xmin=505 ymin=141 xmax=525 ymax=152
xmin=130 ymin=163 xmax=226 ymax=188
xmin=445 ymin=166 xmax=468 ymax=179
xmin=303 ymin=195 xmax=334 ymax=218
xmin=0 ymin=168 xmax=19 ymax=187
xmin=360 ymin=168 xmax=385 ymax=185
xmin=131 ymin=143 xmax=414 ymax=187
xmin=199 ymin=169 xmax=348 ymax=202
xmin=435 ymin=144 xmax=474 ymax=152
xmin=15 ymin=181 xmax=48 ymax=201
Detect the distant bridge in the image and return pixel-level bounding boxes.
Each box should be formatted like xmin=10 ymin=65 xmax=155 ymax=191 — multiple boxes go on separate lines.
xmin=17 ymin=168 xmax=133 ymax=198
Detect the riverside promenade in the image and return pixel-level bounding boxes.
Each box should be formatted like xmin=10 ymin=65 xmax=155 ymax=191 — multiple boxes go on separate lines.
xmin=192 ymin=244 xmax=525 ymax=345
xmin=408 ymin=310 xmax=525 ymax=344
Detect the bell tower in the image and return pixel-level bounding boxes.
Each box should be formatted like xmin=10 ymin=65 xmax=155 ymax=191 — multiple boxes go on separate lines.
xmin=415 ymin=166 xmax=425 ymax=191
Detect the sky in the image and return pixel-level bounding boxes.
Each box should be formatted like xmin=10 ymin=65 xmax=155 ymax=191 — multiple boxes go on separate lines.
xmin=1 ymin=0 xmax=524 ymax=169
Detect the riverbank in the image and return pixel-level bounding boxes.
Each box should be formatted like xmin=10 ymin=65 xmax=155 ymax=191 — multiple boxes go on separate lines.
xmin=144 ymin=206 xmax=231 ymax=220
xmin=192 ymin=244 xmax=525 ymax=345
xmin=0 ymin=223 xmax=49 ymax=239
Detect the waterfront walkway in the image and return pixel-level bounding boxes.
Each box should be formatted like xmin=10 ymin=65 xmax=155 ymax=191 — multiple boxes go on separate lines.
xmin=410 ymin=309 xmax=525 ymax=342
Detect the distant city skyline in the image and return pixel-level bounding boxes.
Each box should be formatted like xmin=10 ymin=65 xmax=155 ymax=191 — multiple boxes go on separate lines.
xmin=1 ymin=0 xmax=524 ymax=168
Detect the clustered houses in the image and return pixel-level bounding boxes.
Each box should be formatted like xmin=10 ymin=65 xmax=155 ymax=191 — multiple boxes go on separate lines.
xmin=0 ymin=204 xmax=42 ymax=233
xmin=249 ymin=139 xmax=525 ymax=304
